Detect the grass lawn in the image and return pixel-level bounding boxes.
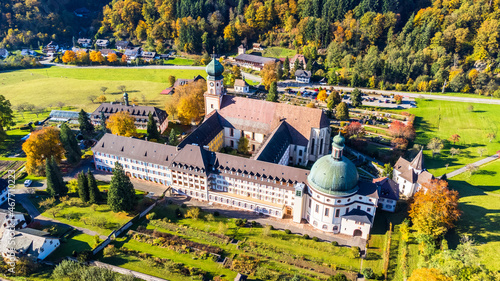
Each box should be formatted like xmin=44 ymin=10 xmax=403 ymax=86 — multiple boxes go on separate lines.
xmin=447 ymin=161 xmax=500 ymax=271
xmin=47 ymin=231 xmax=95 ymax=261
xmin=245 ymin=78 xmax=260 ymax=86
xmin=402 ymin=99 xmax=500 ymax=176
xmin=260 ymin=47 xmax=297 ymax=58
xmin=163 ymin=57 xmax=195 ymax=66
xmin=0 ymin=66 xmax=206 ymax=112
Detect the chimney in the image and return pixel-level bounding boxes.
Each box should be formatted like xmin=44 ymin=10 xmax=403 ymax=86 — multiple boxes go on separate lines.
xmin=123 ymin=92 xmax=129 ymax=106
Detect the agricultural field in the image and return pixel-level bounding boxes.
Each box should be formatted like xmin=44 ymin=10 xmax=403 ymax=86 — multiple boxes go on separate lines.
xmin=0 ymin=66 xmax=206 ymax=112
xmin=99 ymin=203 xmax=376 ymax=281
xmin=403 ymin=99 xmax=500 ymax=176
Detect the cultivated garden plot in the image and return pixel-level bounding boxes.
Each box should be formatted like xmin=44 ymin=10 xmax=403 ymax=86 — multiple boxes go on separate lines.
xmin=99 ymin=203 xmax=380 ymax=281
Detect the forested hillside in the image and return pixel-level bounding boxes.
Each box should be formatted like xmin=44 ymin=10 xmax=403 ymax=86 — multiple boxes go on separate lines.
xmin=0 ymin=0 xmax=108 ymax=49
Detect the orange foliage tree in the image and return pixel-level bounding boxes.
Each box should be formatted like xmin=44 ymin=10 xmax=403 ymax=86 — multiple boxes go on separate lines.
xmin=261 ymin=62 xmax=278 ymax=90
xmin=449 ymin=134 xmax=460 ymax=145
xmin=165 ymin=80 xmax=206 ymax=125
xmin=408 ymin=268 xmax=451 ymax=281
xmin=409 ymin=179 xmax=461 ymax=239
xmin=62 ymin=50 xmax=76 ymax=64
xmin=22 ymin=127 xmax=65 ymax=176
xmin=90 ymin=51 xmax=105 ymax=64
xmin=107 ymin=53 xmax=118 ymax=63
xmin=317 ymin=90 xmax=327 ymax=101
xmin=106 ymin=111 xmax=137 ymax=137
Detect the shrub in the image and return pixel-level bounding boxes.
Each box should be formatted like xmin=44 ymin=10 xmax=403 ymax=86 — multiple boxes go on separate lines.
xmin=77 ymin=250 xmax=93 ymax=263
xmin=284 ymin=229 xmax=291 ymax=234
xmin=205 ymin=213 xmax=215 ymax=221
xmin=312 ymin=237 xmax=319 ymax=242
xmin=303 ymin=234 xmax=310 ymax=239
xmin=332 ymin=241 xmax=339 ymax=246
xmin=361 ymin=268 xmax=374 ymax=279
xmin=146 ymin=212 xmax=156 ymax=220
xmin=327 ymin=273 xmax=348 ymax=281
xmin=181 ymin=203 xmax=187 ymax=208
xmin=213 ymin=211 xmax=220 ymax=216
xmin=103 ymin=245 xmax=117 ymax=257
xmin=350 ymin=246 xmax=360 ymax=258
xmin=185 ymin=207 xmax=201 ymax=220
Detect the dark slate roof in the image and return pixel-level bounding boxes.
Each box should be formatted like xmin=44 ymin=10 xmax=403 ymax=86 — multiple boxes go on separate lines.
xmin=295 ymin=70 xmax=312 ymax=78
xmin=91 ymin=103 xmax=168 ymax=123
xmin=373 ymin=177 xmax=399 ymax=201
xmin=93 ymin=134 xmax=178 ymax=167
xmin=410 ymin=150 xmax=424 ymax=170
xmin=218 ymin=95 xmax=329 ymax=146
xmin=254 ymin=121 xmax=292 ymax=164
xmin=178 ymin=112 xmax=223 ymax=149
xmin=343 ymin=209 xmax=374 ymax=224
xmin=170 ymin=144 xmax=212 ymax=176
xmin=357 ymin=180 xmax=379 ymax=199
xmin=235 ymin=54 xmax=278 ymax=65
xmin=173 ymin=75 xmax=205 ymax=88
xmin=116 ymin=40 xmax=129 ymax=48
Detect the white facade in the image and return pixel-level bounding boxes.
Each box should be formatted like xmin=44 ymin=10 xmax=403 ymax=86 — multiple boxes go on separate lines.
xmin=378 ymin=197 xmax=397 ymax=212
xmin=296 ymin=76 xmax=310 ymax=83
xmin=234 ymin=85 xmax=249 ymax=93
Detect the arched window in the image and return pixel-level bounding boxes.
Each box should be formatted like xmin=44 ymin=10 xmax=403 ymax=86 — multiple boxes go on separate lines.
xmin=322 ymin=224 xmax=328 ymax=230
xmin=310 ymin=138 xmax=315 ymax=154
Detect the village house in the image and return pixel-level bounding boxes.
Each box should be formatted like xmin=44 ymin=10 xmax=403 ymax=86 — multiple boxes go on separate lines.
xmin=252 ymin=43 xmax=264 ymax=51
xmin=124 ymin=47 xmax=141 ymax=61
xmin=95 ymin=39 xmax=109 ymax=48
xmin=0 ymin=228 xmax=60 ymax=260
xmin=237 ymin=44 xmax=246 ymax=55
xmin=115 ymin=40 xmax=129 ymax=50
xmin=233 ymin=79 xmax=249 ymax=93
xmin=91 ymin=93 xmax=169 ymax=133
xmin=295 ymin=70 xmax=312 ymax=83
xmin=373 ymin=177 xmax=399 ymax=212
xmin=100 ymin=49 xmax=116 ymax=57
xmin=77 ymin=38 xmax=92 ymax=48
xmin=43 ymin=42 xmax=58 ymax=55
xmin=290 ymin=54 xmax=307 ymax=70
xmin=161 ymin=75 xmax=205 ymax=95
xmin=141 ymin=51 xmax=156 ymax=62
xmin=393 ymin=150 xmax=434 ymax=197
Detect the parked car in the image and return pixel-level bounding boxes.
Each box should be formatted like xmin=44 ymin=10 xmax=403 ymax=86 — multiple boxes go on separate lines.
xmin=24 ymin=180 xmax=32 ymax=187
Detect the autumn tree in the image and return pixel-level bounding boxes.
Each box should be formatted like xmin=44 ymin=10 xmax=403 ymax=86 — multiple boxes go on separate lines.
xmin=449 ymin=134 xmax=460 ymax=145
xmin=427 ymin=138 xmax=444 ymax=157
xmin=107 ymin=53 xmax=118 ymax=63
xmin=346 ymin=122 xmax=365 ymax=139
xmin=62 ymin=51 xmax=76 ymax=64
xmin=169 ymin=80 xmax=206 ymax=125
xmin=22 ymin=127 xmax=65 ymax=176
xmin=89 ymin=51 xmax=105 ymax=64
xmin=317 ymin=90 xmax=327 ymax=102
xmin=168 ymin=75 xmax=176 ymax=87
xmin=409 ymin=179 xmax=461 ymax=240
xmin=232 ymin=65 xmax=242 ymax=79
xmin=106 ymin=111 xmax=137 ymax=137
xmin=96 ymin=95 xmax=107 ymax=103
xmin=306 ymin=102 xmax=316 ymax=108
xmin=59 ymin=123 xmax=81 ymax=166
xmin=108 ymin=162 xmax=136 ymax=212
xmin=261 ymin=62 xmax=278 ymax=90
xmin=335 ymin=102 xmax=349 ymax=121
xmin=394 ymin=95 xmax=403 ymax=104
xmin=408 ymin=268 xmax=451 ymax=281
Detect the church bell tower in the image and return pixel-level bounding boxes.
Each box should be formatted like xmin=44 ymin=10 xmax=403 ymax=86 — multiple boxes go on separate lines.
xmin=204 ymin=57 xmax=225 ymax=116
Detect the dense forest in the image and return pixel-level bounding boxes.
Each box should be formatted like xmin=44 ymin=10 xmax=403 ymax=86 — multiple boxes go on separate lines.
xmin=3 ymin=0 xmax=500 ymax=94
xmin=0 ymin=0 xmax=108 ymax=49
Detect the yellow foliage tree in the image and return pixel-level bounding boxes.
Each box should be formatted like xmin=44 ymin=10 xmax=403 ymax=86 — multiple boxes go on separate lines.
xmin=106 ymin=111 xmax=137 ymax=137
xmin=317 ymin=90 xmax=327 ymax=101
xmin=90 ymin=51 xmax=105 ymax=64
xmin=306 ymin=102 xmax=316 ymax=108
xmin=22 ymin=127 xmax=65 ymax=176
xmin=107 ymin=53 xmax=118 ymax=63
xmin=165 ymin=80 xmax=206 ymax=125
xmin=96 ymin=95 xmax=107 ymax=103
xmin=76 ymin=50 xmax=89 ymax=64
xmin=408 ymin=268 xmax=451 ymax=281
xmin=261 ymin=62 xmax=278 ymax=90
xmin=62 ymin=50 xmax=76 ymax=64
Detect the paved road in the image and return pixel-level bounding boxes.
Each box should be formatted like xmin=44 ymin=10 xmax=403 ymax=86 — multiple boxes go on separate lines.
xmin=40 ymin=61 xmax=206 ymax=70
xmin=445 ymin=155 xmax=499 ymax=178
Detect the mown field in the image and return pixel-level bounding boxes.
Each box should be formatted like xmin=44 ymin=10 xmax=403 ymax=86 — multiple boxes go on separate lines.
xmin=0 ymin=66 xmax=206 ymax=112
xmin=405 ymin=99 xmax=500 ymax=176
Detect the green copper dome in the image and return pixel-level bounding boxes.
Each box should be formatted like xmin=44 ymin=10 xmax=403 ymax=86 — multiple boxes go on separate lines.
xmin=206 ymin=58 xmax=224 ymax=79
xmin=307 ymin=134 xmax=359 ymax=196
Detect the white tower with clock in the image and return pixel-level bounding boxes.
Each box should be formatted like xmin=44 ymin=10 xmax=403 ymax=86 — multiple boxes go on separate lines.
xmin=204 ymin=58 xmax=225 ymax=116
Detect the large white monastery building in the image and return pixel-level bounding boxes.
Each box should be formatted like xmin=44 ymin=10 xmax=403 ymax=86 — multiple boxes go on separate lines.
xmin=92 ymin=58 xmax=400 ymax=240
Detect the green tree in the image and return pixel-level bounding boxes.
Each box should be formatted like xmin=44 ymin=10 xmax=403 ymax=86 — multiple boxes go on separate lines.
xmin=79 ymin=109 xmax=94 ymax=136
xmin=46 ymin=156 xmax=67 ymax=197
xmin=87 ymin=170 xmax=102 ymax=204
xmin=382 ymin=163 xmax=393 ymax=178
xmin=351 ymin=88 xmax=362 ymax=107
xmin=0 ymin=95 xmax=14 ymax=142
xmin=60 ymin=123 xmax=82 ymax=166
xmin=168 ymin=75 xmax=176 ymax=87
xmin=107 ymin=162 xmax=136 ymax=212
xmin=327 ymin=273 xmax=348 ymax=281
xmin=266 ymin=81 xmax=278 ymax=102
xmin=283 ymin=57 xmax=290 ymax=78
xmin=146 ymin=113 xmax=160 ymax=141
xmin=78 ymin=171 xmax=89 ymax=203
xmin=168 ymin=129 xmax=178 ymax=145
xmin=237 ymin=136 xmax=249 ymax=154
xmin=327 ymin=91 xmax=341 ymax=111
xmin=335 ymin=102 xmax=349 ymax=121
xmin=100 ymin=112 xmax=107 ymax=132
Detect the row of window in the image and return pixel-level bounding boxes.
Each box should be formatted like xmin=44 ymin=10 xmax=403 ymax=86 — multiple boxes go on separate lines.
xmin=94 ymin=154 xmax=168 ymax=170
